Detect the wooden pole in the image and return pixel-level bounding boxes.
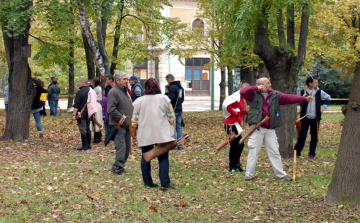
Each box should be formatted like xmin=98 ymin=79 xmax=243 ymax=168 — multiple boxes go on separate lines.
xmin=293 ymin=150 xmax=297 ymax=182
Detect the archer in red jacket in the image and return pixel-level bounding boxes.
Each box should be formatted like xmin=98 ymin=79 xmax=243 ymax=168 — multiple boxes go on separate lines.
xmin=222 ymin=83 xmax=250 ymax=172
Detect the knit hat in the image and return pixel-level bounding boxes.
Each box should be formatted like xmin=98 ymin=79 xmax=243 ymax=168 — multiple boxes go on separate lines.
xmin=129 ymin=76 xmax=138 ymax=81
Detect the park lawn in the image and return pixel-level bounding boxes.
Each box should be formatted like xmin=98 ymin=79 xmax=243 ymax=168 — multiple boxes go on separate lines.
xmin=0 ymin=110 xmax=358 ymax=222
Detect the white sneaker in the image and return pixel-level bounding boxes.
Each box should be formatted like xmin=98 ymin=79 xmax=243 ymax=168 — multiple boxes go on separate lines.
xmin=244 ymin=175 xmax=256 ymax=181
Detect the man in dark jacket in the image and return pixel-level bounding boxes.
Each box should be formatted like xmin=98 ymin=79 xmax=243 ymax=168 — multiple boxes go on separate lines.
xmin=165 ymin=74 xmax=184 ymax=150
xmin=72 ymin=78 xmax=91 ymax=151
xmin=47 ymin=78 xmax=61 ymax=116
xmin=107 ymin=71 xmax=133 ymax=175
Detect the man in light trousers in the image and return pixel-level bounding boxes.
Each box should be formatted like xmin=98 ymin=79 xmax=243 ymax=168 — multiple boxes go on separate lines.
xmin=240 ymin=77 xmax=313 ymax=181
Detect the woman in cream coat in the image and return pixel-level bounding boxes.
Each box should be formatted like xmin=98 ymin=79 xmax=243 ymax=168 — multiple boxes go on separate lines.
xmin=131 ymin=78 xmax=175 ymax=189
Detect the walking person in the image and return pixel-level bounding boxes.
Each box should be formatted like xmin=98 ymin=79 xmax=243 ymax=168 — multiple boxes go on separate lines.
xmin=47 ymin=78 xmax=61 ymax=116
xmin=165 ymin=74 xmax=184 ymax=150
xmin=294 ymin=77 xmax=331 ymax=159
xmin=240 ymin=77 xmax=313 ymax=181
xmin=107 ymin=71 xmax=133 ymax=175
xmin=31 ymin=78 xmax=48 ymax=138
xmin=222 ymin=82 xmax=250 ymax=172
xmin=72 ymin=78 xmax=91 ymax=151
xmin=39 ymin=84 xmax=48 ymax=116
xmin=132 ymin=78 xmax=175 ymax=189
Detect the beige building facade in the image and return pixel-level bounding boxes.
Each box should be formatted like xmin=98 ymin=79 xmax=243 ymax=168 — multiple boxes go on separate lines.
xmin=133 ymin=0 xmax=222 ymax=98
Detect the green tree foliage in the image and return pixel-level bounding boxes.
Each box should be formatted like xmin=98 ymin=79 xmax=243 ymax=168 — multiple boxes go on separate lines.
xmin=307 ymin=0 xmax=359 ymax=78
xmin=297 ymin=60 xmax=352 ymax=99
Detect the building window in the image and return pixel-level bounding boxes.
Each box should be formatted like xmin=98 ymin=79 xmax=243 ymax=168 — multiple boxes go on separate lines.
xmin=192 ymin=19 xmax=204 ymax=35
xmin=184 ymin=58 xmax=210 ymax=96
xmin=135 ymin=34 xmax=143 ymax=41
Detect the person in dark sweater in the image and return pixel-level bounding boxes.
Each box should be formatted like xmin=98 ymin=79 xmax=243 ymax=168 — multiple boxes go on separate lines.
xmin=31 ymin=78 xmax=48 ymax=138
xmin=72 ymin=78 xmax=91 ymax=151
xmin=165 ymin=74 xmax=185 ymax=150
xmin=107 ymin=71 xmax=133 ymax=175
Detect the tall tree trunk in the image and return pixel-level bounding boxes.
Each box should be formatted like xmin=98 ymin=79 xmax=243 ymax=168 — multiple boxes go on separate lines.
xmin=219 ymin=66 xmax=226 ymax=110
xmin=1 ymin=1 xmax=35 ymax=141
xmin=227 ymin=66 xmax=233 ymax=95
xmin=110 ymin=0 xmax=125 ymax=74
xmin=325 ymin=61 xmax=360 ymax=205
xmin=82 ymin=33 xmax=95 ymax=80
xmin=96 ymin=2 xmax=110 ymax=76
xmin=78 ymin=1 xmax=106 ymax=77
xmin=68 ymin=39 xmax=75 ymax=109
xmin=68 ymin=9 xmax=75 ymax=109
xmin=240 ymin=66 xmax=256 ymax=86
xmin=258 ymin=63 xmax=268 ymax=78
xmin=253 ymin=4 xmax=309 ymax=158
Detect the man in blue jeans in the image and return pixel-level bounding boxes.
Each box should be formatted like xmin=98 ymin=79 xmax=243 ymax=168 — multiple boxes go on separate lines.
xmin=165 ymin=74 xmax=185 ymax=150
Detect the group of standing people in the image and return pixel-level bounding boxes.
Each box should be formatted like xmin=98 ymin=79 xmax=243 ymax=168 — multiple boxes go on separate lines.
xmin=71 ymin=77 xmax=105 ymax=150
xmin=72 ymin=72 xmax=183 ymax=189
xmin=70 ymin=72 xmax=329 ymax=187
xmin=222 ymin=76 xmax=330 ymax=181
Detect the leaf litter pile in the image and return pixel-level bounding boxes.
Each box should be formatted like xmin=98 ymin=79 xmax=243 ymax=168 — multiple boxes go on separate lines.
xmin=0 ymin=111 xmax=359 ymax=222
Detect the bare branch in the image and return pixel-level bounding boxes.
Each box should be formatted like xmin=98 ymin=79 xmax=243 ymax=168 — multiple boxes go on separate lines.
xmin=277 ymin=9 xmax=286 ymax=47
xmin=29 ymin=34 xmax=48 ymax=45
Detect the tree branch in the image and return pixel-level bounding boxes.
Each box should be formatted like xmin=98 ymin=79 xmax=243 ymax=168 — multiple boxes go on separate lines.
xmin=29 ymin=34 xmax=48 ymax=45
xmin=254 ymin=8 xmax=276 ymax=64
xmin=294 ymin=3 xmax=310 ymax=71
xmin=277 ymin=9 xmax=286 ymax=47
xmin=121 ymin=14 xmax=149 ymax=32
xmin=286 ymin=4 xmax=295 ymax=49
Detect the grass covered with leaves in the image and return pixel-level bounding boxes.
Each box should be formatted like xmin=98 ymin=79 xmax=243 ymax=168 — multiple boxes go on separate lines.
xmin=0 ymin=110 xmax=358 ymax=222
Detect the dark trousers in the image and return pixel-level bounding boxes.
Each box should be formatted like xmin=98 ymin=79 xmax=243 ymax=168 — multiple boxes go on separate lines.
xmin=141 ymin=145 xmax=170 ymax=187
xmin=225 ymin=124 xmax=244 ymax=169
xmin=112 ymin=127 xmax=131 ymax=173
xmin=77 ymin=117 xmax=91 ymax=149
xmin=294 ymin=118 xmax=320 ymax=157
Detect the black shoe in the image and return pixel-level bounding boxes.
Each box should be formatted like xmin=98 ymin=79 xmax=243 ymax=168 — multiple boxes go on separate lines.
xmin=309 ymin=155 xmax=315 ymax=159
xmin=161 ymin=184 xmax=175 ymax=190
xmin=111 ymin=169 xmax=128 ymax=175
xmin=236 ymin=167 xmax=244 ymax=172
xmin=145 ymin=183 xmax=159 ymax=188
xmin=92 ymin=140 xmax=100 ymax=144
xmin=76 ymin=146 xmax=90 ymax=151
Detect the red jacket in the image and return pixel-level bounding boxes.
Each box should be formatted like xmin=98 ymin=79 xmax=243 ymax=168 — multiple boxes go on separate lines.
xmin=224 ymin=99 xmax=245 ymax=125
